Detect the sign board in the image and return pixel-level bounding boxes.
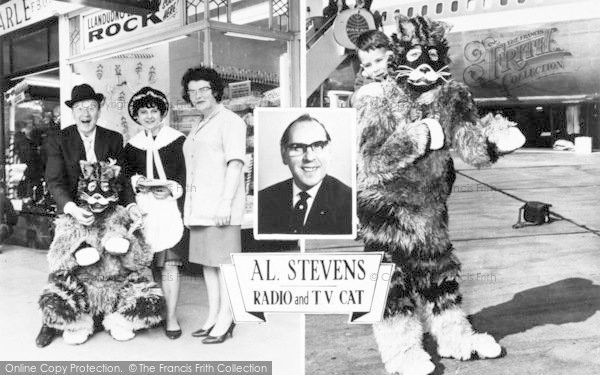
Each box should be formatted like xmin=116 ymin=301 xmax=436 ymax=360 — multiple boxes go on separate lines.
xmin=54 ymin=0 xmax=160 ymax=15
xmin=447 ymin=18 xmax=600 ymax=102
xmin=333 ymin=8 xmax=375 ymax=50
xmin=0 ymin=0 xmax=80 ymax=36
xmin=80 ymin=0 xmax=181 ymax=52
xmin=229 ymin=80 xmax=252 ymax=99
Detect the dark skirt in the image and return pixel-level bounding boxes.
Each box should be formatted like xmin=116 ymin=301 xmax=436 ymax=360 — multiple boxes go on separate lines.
xmin=152 ymin=228 xmax=189 ymax=268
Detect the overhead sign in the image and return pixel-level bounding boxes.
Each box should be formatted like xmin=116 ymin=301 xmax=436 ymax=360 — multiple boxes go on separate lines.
xmin=80 ymin=0 xmax=180 ymax=52
xmin=54 ymin=0 xmax=160 ymax=15
xmin=0 ymin=0 xmax=79 ymax=36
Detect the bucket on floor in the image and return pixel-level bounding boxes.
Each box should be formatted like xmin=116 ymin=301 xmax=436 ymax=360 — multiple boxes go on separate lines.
xmin=574 ymin=136 xmax=592 ymax=154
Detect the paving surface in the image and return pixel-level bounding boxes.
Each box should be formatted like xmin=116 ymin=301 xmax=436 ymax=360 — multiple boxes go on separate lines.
xmin=0 ymin=247 xmax=304 ymax=374
xmin=305 ymin=149 xmax=600 ymax=375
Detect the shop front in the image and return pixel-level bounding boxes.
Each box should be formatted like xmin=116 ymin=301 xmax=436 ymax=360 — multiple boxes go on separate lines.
xmin=2 ymin=0 xmax=301 ymax=248
xmin=1 ymin=0 xmax=83 ymax=247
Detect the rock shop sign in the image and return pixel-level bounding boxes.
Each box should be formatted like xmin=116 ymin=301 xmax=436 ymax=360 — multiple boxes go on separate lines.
xmin=80 ymin=0 xmax=180 ymax=52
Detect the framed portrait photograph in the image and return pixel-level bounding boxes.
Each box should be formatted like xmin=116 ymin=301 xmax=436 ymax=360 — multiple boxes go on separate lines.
xmin=254 ymin=108 xmax=357 ymax=240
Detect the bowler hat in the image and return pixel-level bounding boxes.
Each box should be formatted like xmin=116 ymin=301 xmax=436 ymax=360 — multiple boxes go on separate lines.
xmin=65 ymin=84 xmax=105 ymax=108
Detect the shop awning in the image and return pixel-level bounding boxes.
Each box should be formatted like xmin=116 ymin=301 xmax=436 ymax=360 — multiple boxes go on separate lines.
xmin=53 ymin=0 xmax=160 ymax=15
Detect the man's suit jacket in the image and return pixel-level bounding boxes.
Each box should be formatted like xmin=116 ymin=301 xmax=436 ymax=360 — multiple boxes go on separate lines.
xmin=45 ymin=125 xmax=130 ymax=213
xmin=258 ymin=175 xmax=353 ymax=235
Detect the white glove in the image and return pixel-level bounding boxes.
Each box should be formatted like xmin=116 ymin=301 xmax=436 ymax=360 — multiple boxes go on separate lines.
xmin=103 ymin=237 xmax=130 ymax=254
xmin=490 ymin=127 xmax=526 ymax=153
xmin=421 ymin=118 xmax=445 ymax=150
xmin=74 ymin=246 xmax=100 ymax=266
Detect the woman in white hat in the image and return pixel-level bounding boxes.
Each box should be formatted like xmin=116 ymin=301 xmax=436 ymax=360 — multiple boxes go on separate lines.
xmin=121 ymin=86 xmax=187 ymax=340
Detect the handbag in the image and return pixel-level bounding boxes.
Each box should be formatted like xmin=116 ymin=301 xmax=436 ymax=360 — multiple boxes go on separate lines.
xmin=512 ymin=201 xmax=553 ymax=229
xmin=134 ymin=131 xmax=184 ymax=252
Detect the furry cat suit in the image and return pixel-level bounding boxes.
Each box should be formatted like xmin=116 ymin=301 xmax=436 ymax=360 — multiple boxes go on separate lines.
xmin=38 ymin=160 xmax=165 ymax=345
xmin=355 ymin=15 xmax=525 ymax=375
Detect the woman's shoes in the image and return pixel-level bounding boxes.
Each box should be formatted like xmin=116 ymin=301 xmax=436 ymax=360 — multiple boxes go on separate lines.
xmin=191 ymin=325 xmax=215 ymax=338
xmin=165 ymin=321 xmax=182 ymax=340
xmin=165 ymin=328 xmax=182 ymax=340
xmin=201 ymin=322 xmax=235 ymax=344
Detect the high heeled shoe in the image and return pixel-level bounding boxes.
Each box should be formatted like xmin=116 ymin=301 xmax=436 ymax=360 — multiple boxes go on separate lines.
xmin=201 ymin=322 xmax=235 ymax=344
xmin=165 ymin=326 xmax=182 ymax=340
xmin=191 ymin=325 xmax=215 ymax=338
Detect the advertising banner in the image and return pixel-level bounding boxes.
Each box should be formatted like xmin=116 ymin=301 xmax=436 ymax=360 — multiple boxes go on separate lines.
xmin=223 ymin=253 xmax=393 ymax=323
xmin=448 ymin=18 xmax=600 ymax=101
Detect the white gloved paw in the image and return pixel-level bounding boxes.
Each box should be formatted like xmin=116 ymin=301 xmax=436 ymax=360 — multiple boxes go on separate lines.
xmin=421 ymin=118 xmax=445 ymax=150
xmin=74 ymin=246 xmax=100 ymax=266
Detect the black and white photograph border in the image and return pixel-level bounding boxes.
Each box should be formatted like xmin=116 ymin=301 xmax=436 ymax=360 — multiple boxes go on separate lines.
xmin=253 ymin=107 xmax=357 ymax=241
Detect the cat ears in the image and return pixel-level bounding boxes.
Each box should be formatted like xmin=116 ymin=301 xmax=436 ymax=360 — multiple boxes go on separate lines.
xmin=104 ymin=158 xmax=121 ymax=178
xmin=79 ymin=160 xmax=96 ymax=179
xmin=79 ymin=159 xmax=121 ymax=179
xmin=394 ymin=13 xmax=452 ymax=45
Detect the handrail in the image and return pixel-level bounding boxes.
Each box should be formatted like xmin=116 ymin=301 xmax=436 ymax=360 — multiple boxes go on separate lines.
xmin=307 ymin=15 xmax=337 ymax=49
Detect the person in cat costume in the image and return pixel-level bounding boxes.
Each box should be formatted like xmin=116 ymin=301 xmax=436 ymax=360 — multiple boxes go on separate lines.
xmin=38 ymin=160 xmax=165 ymax=346
xmin=354 ymin=15 xmax=525 ymax=375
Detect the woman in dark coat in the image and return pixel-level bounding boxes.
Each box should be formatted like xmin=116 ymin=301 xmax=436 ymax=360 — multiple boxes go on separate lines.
xmin=121 ymin=87 xmax=186 ymax=339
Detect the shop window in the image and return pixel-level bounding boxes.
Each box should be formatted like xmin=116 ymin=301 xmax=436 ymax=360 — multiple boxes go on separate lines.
xmin=422 ymin=5 xmax=428 ymax=15
xmin=3 ymin=90 xmax=60 ymax=202
xmin=436 ymin=3 xmax=443 ymax=13
xmin=69 ymin=15 xmax=81 ymax=57
xmin=501 ymin=0 xmax=508 ymax=5
xmin=451 ymin=1 xmax=459 ymax=12
xmin=407 ymin=7 xmax=414 ymax=17
xmin=1 ymin=21 xmax=58 ymax=76
xmin=186 ymin=0 xmax=290 ymax=32
xmin=2 ymin=41 xmax=10 ymax=75
xmin=49 ymin=24 xmax=60 ymax=63
xmin=12 ymin=30 xmax=48 ymax=73
xmin=518 ymin=0 xmax=526 ymax=3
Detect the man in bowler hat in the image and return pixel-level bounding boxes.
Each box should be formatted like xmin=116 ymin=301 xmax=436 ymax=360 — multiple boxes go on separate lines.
xmin=36 ymin=83 xmax=142 ymax=347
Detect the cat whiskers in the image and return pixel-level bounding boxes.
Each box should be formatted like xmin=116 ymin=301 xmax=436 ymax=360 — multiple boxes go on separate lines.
xmin=79 ymin=192 xmax=92 ymax=201
xmin=393 ymin=64 xmax=414 ymax=80
xmin=437 ymin=65 xmax=452 ymax=82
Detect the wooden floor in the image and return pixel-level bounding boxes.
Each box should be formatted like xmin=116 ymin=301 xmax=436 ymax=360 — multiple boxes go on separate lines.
xmin=306 ymin=149 xmax=600 ymax=375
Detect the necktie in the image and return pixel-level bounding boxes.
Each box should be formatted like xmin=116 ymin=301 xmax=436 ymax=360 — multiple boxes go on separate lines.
xmin=291 ymin=191 xmax=310 ymax=234
xmin=83 ymin=136 xmax=96 ymax=162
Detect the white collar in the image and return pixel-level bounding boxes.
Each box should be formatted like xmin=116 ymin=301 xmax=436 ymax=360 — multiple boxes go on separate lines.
xmin=192 ymin=104 xmax=223 ymax=134
xmin=78 ymin=127 xmax=96 ymax=142
xmin=292 ymin=180 xmax=323 ymax=200
xmin=128 ymin=125 xmax=184 ymax=150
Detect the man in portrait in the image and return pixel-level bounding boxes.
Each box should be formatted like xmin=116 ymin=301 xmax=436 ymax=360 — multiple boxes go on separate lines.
xmin=258 ymin=114 xmax=353 ymax=235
